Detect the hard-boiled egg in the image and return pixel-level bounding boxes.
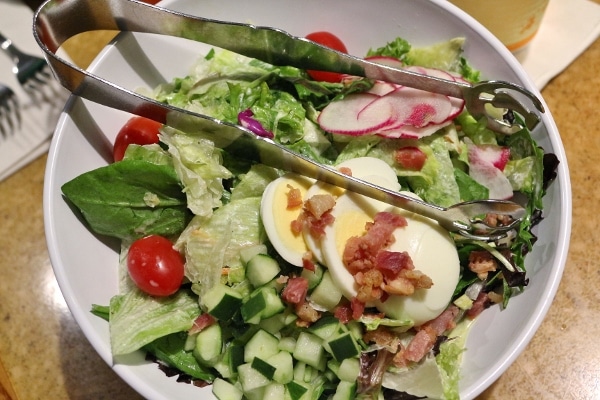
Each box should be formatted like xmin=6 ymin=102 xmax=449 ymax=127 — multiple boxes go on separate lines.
xmin=320 ymin=193 xmax=460 ymax=327
xmin=260 ymin=173 xmax=314 ymax=266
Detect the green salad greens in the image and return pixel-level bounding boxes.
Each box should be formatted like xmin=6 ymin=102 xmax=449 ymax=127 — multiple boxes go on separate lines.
xmin=67 ymin=35 xmax=556 ymax=400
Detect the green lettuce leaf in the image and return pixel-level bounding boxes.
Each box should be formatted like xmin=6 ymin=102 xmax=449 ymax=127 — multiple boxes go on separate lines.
xmin=109 ymin=288 xmax=200 ymax=355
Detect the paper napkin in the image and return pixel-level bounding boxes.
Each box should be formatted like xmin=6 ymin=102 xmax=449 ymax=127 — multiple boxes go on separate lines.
xmin=515 ymin=0 xmax=600 ymax=89
xmin=0 ymin=0 xmax=68 ymax=182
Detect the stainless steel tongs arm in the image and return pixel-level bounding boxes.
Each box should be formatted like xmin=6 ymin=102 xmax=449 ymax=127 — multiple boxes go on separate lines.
xmin=34 ymin=0 xmax=544 ymax=135
xmin=33 ymin=0 xmax=527 ymax=241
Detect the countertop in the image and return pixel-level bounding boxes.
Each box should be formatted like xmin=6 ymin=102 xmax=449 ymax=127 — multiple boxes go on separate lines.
xmin=1 ymin=7 xmax=599 ymax=400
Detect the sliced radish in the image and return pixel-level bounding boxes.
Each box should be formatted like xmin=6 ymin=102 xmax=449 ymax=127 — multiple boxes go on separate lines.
xmin=366 ymin=81 xmax=400 ymax=96
xmin=377 ymin=120 xmax=450 ymax=139
xmin=317 ymin=92 xmax=394 ymax=135
xmin=469 ymin=144 xmax=511 ymax=171
xmin=382 ymin=87 xmax=453 ymax=128
xmin=468 ymin=144 xmax=513 ymax=199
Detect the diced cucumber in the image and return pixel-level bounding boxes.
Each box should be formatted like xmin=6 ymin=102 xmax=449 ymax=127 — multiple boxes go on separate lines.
xmin=244 ymin=329 xmax=280 ymax=363
xmin=346 ymin=320 xmax=364 ymax=341
xmin=212 ymin=378 xmax=243 ymax=400
xmin=241 ymin=286 xmax=285 ymax=324
xmin=300 ymin=262 xmax=324 ymax=290
xmin=308 ymin=270 xmax=343 ymax=311
xmin=263 ymin=382 xmax=285 ymax=400
xmin=184 ymin=332 xmax=198 ymax=352
xmin=259 ymin=309 xmax=296 ymax=335
xmin=285 ymin=380 xmax=309 ymax=400
xmin=267 ymin=351 xmax=294 ymax=384
xmin=325 ymin=332 xmax=360 ymax=361
xmin=227 ymin=343 xmax=245 ymax=374
xmin=240 ymin=244 xmax=269 ymax=265
xmin=237 ymin=363 xmax=271 ymax=392
xmin=244 ymin=386 xmax=266 ymax=400
xmin=331 ymin=380 xmax=356 ymax=400
xmin=246 ymin=253 xmax=281 ymax=287
xmin=337 ymin=358 xmax=360 ymax=382
xmin=293 ymin=361 xmax=306 ymax=382
xmin=200 ymin=283 xmax=243 ymax=321
xmin=192 ymin=323 xmax=222 ymax=366
xmin=251 ymin=357 xmax=276 ymax=380
xmin=308 ymin=315 xmax=341 ymax=340
xmin=278 ymin=336 xmax=297 ymax=354
xmin=293 ymin=331 xmax=326 ymax=370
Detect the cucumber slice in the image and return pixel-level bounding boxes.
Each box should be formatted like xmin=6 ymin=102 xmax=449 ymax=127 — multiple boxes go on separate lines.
xmin=238 ymin=363 xmax=271 ymax=392
xmin=192 ymin=323 xmax=222 ymax=366
xmin=201 ymin=283 xmax=243 ymax=321
xmin=241 ymin=286 xmax=285 ymax=324
xmin=293 ymin=331 xmax=326 ymax=370
xmin=244 ymin=329 xmax=280 ymax=363
xmin=325 ymin=332 xmax=360 ymax=361
xmin=246 ymin=254 xmax=281 ymax=287
xmin=212 ymin=378 xmax=243 ymax=400
xmin=308 ymin=270 xmax=343 ymax=311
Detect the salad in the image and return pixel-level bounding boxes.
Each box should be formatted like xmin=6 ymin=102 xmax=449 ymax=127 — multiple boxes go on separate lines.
xmin=60 ymin=31 xmax=557 ymax=400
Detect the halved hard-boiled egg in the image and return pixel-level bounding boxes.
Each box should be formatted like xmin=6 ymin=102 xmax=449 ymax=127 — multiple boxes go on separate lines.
xmin=260 ymin=156 xmax=460 ymax=326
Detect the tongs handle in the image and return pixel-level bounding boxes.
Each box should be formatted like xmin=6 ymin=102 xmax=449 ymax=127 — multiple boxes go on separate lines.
xmin=33 ymin=0 xmax=527 ymax=238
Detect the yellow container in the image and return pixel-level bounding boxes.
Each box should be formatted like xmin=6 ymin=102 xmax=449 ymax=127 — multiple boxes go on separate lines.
xmin=449 ymin=0 xmax=550 ymax=52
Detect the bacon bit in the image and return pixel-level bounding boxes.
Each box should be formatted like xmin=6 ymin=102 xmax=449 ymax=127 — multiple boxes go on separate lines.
xmin=221 ymin=267 xmax=230 ymax=275
xmin=302 ymin=251 xmax=316 ymax=272
xmin=375 ymin=251 xmax=414 ymax=280
xmin=281 ymin=277 xmax=309 ymax=305
xmin=351 ymin=297 xmax=366 ymax=320
xmin=339 ymin=166 xmax=353 ymax=176
xmin=291 ymin=194 xmax=337 ymax=239
xmin=363 ymin=326 xmax=400 ymax=353
xmin=483 ymin=213 xmax=513 ymax=228
xmin=334 ymin=303 xmax=353 ymax=324
xmin=467 ymin=290 xmax=492 ymax=319
xmin=295 ymin=301 xmax=321 ymax=327
xmin=394 ymin=146 xmax=427 ymax=171
xmin=402 ymin=306 xmax=459 ymax=363
xmin=468 ymin=250 xmax=498 ymax=280
xmin=286 ymin=184 xmax=304 ymax=209
xmin=305 ymin=194 xmax=336 ymax=219
xmin=189 ymin=313 xmax=216 ymax=335
xmin=355 ymin=269 xmax=385 ymax=303
xmin=487 ymin=290 xmax=504 ymax=304
xmin=276 ymin=275 xmax=289 ymax=285
xmin=343 ymin=212 xmax=407 ymax=274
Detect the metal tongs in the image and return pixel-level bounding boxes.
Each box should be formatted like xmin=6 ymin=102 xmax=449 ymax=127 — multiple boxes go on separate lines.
xmin=33 ymin=0 xmax=537 ymax=241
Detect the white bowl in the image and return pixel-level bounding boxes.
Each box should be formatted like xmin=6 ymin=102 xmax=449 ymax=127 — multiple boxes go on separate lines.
xmin=43 ymin=0 xmax=571 ymax=399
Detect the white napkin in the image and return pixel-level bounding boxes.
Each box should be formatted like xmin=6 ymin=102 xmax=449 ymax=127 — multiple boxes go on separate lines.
xmin=0 ymin=0 xmax=68 ymax=181
xmin=515 ymin=0 xmax=600 ymax=89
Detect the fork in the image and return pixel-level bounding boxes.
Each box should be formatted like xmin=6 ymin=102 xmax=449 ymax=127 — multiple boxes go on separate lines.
xmin=0 ymin=83 xmax=20 ymax=138
xmin=0 ymin=32 xmax=53 ymax=101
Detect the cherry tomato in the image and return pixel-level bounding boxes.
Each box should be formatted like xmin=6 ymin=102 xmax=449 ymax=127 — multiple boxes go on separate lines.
xmin=113 ymin=116 xmax=162 ymax=162
xmin=127 ymin=235 xmax=185 ymax=296
xmin=305 ymin=31 xmax=348 ymax=83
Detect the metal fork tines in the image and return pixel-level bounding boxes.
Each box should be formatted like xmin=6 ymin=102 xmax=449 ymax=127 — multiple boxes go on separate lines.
xmin=0 ymin=83 xmax=20 ymax=138
xmin=0 ymin=32 xmax=53 ymax=102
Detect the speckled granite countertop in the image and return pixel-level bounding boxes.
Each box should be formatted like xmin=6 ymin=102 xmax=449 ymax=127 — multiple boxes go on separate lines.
xmin=0 ymin=5 xmax=599 ymax=400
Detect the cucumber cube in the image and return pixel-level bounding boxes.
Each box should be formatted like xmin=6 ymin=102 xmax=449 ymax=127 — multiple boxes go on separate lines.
xmin=308 ymin=271 xmax=343 ymax=311
xmin=293 ymin=332 xmax=326 ymax=370
xmin=237 ymin=363 xmax=271 ymax=392
xmin=251 ymin=357 xmax=276 ymax=380
xmin=244 ymin=329 xmax=280 ymax=363
xmin=267 ymin=351 xmax=294 ymax=384
xmin=201 ymin=283 xmax=243 ymax=321
xmin=246 ymin=253 xmax=281 ymax=287
xmin=286 ymin=380 xmax=309 ymax=400
xmin=337 ymin=358 xmax=360 ymax=382
xmin=212 ymin=378 xmax=243 ymax=400
xmin=326 ymin=332 xmax=360 ymax=361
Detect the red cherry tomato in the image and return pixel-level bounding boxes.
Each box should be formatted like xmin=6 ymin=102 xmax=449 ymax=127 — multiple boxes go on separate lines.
xmin=113 ymin=116 xmax=163 ymax=162
xmin=305 ymin=31 xmax=348 ymax=83
xmin=127 ymin=235 xmax=185 ymax=296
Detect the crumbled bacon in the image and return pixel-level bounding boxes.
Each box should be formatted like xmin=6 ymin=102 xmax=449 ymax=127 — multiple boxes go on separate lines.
xmin=341 ymin=211 xmax=433 ymax=315
xmin=467 ymin=290 xmax=492 ymax=319
xmin=291 ymin=194 xmax=336 ymax=239
xmin=295 ymin=301 xmax=321 ymax=327
xmin=281 ymin=277 xmax=309 ymax=305
xmin=468 ymin=250 xmax=498 ymax=280
xmin=286 ymin=184 xmax=303 ymax=209
xmin=334 ymin=303 xmax=353 ymax=324
xmin=302 ymin=251 xmax=316 ymax=272
xmin=339 ymin=166 xmax=353 ymax=176
xmin=188 ymin=313 xmax=216 ymax=335
xmin=351 ymin=297 xmax=366 ymax=320
xmin=483 ymin=213 xmax=513 ymax=228
xmin=401 ymin=306 xmax=459 ymax=363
